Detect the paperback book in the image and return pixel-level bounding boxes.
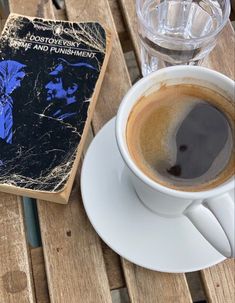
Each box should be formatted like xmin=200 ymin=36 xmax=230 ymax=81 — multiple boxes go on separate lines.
xmin=0 ymin=14 xmax=112 ymax=203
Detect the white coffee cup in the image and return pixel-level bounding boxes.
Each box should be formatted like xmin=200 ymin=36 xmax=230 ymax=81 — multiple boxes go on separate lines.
xmin=116 ymin=66 xmax=235 ymax=258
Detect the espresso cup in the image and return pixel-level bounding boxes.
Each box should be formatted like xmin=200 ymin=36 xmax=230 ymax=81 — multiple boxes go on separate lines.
xmin=116 ymin=66 xmax=235 ymax=258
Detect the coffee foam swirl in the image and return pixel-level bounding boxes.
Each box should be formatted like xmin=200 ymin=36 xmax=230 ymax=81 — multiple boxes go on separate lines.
xmin=126 ymin=84 xmax=235 ymax=191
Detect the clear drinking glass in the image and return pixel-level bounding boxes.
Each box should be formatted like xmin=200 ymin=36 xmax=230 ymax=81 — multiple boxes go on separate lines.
xmin=136 ymin=0 xmax=231 ymax=76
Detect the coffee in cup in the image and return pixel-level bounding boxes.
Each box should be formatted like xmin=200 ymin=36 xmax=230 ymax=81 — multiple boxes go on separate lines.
xmin=116 ymin=66 xmax=235 ymax=257
xmin=126 ymin=84 xmax=235 ymax=191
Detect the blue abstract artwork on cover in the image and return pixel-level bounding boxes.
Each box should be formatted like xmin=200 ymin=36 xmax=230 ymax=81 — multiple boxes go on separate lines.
xmin=0 ymin=14 xmax=107 ymax=192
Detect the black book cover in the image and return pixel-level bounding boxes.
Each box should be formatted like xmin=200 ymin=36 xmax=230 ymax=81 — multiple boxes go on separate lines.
xmin=0 ymin=14 xmax=111 ymax=202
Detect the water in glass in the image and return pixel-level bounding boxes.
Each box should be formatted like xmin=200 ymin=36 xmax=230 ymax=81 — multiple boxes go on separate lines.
xmin=136 ymin=0 xmax=230 ymax=75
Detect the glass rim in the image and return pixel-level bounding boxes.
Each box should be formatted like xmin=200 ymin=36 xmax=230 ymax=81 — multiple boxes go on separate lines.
xmin=136 ymin=0 xmax=231 ymax=44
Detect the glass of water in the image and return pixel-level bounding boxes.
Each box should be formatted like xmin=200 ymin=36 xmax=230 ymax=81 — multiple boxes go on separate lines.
xmin=136 ymin=0 xmax=231 ymax=76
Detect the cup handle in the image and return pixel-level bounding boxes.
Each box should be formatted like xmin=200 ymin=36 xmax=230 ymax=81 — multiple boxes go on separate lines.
xmin=184 ymin=193 xmax=234 ymax=258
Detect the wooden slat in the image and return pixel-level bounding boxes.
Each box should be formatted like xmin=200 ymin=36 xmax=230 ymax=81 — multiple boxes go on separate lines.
xmin=78 ymin=0 xmax=128 ymax=289
xmin=38 ymin=180 xmax=112 ymax=303
xmin=0 ymin=194 xmax=35 ymax=303
xmin=203 ymin=23 xmax=235 ymax=79
xmin=0 ymin=13 xmax=36 ymax=303
xmin=64 ymin=0 xmax=131 ymax=131
xmin=64 ymin=1 xmax=193 ymax=303
xmin=30 ymin=247 xmax=50 ymax=303
xmin=201 ymin=259 xmax=235 ymax=303
xmin=32 ymin=1 xmax=111 ymax=302
xmin=9 ymin=0 xmax=54 ymax=18
xmin=123 ymin=260 xmax=192 ymax=303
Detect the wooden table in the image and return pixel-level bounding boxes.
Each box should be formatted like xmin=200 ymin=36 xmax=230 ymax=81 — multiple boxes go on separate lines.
xmin=0 ymin=1 xmax=234 ymax=302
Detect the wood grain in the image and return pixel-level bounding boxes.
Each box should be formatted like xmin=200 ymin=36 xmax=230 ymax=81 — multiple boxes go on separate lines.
xmin=64 ymin=0 xmax=131 ymax=132
xmin=53 ymin=8 xmax=67 ymax=21
xmin=38 ymin=182 xmax=112 ymax=303
xmin=35 ymin=1 xmax=111 ymax=302
xmin=203 ymin=23 xmax=235 ymax=79
xmin=9 ymin=0 xmax=54 ymax=18
xmin=62 ymin=4 xmax=130 ymax=298
xmin=64 ymin=1 xmax=193 ymax=303
xmin=123 ymin=260 xmax=192 ymax=303
xmin=0 ymin=194 xmax=35 ymax=303
xmin=201 ymin=259 xmax=235 ymax=303
xmin=31 ymin=247 xmax=50 ymax=303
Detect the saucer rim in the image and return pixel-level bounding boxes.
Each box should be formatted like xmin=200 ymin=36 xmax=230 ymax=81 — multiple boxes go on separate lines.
xmin=81 ymin=117 xmax=226 ymax=273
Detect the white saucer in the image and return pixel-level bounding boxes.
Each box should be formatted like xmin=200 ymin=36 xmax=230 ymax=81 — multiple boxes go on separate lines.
xmin=81 ymin=118 xmax=229 ymax=273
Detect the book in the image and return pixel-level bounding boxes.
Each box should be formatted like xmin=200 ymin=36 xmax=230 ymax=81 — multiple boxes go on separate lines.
xmin=0 ymin=14 xmax=112 ymax=203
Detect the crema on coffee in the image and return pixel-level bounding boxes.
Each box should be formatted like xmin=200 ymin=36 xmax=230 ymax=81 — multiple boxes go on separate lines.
xmin=126 ymin=84 xmax=235 ymax=191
